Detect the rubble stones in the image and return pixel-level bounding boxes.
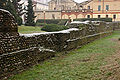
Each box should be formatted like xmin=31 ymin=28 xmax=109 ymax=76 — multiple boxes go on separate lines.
xmin=0 ymin=9 xmax=18 ymax=33
xmin=0 ymin=9 xmax=119 ymax=80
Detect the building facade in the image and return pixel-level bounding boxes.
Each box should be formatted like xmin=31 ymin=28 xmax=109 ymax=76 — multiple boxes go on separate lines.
xmin=33 ymin=2 xmax=48 ymax=10
xmin=82 ymin=0 xmax=120 ymax=21
xmin=48 ymin=0 xmax=77 ymax=10
xmin=33 ymin=0 xmax=49 ymax=10
xmin=35 ymin=0 xmax=120 ymax=21
xmin=35 ymin=10 xmax=61 ymax=21
xmin=21 ymin=0 xmax=49 ymax=23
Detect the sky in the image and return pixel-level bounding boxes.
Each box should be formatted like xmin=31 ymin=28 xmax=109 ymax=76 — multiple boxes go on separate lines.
xmin=22 ymin=0 xmax=88 ymax=3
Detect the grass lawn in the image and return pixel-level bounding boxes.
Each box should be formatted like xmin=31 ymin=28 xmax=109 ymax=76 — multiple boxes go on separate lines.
xmin=18 ymin=25 xmax=45 ymax=34
xmin=9 ymin=31 xmax=120 ymax=80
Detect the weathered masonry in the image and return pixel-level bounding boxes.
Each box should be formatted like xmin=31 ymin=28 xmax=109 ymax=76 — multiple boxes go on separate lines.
xmin=0 ymin=9 xmax=119 ymax=79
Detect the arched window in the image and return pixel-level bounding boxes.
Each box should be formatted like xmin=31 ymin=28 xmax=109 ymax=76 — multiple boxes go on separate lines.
xmin=87 ymin=15 xmax=90 ymax=18
xmin=106 ymin=15 xmax=108 ymax=18
xmin=113 ymin=15 xmax=116 ymax=19
xmin=98 ymin=15 xmax=101 ymax=18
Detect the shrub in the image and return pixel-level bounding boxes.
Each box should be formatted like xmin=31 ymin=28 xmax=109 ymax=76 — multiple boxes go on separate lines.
xmin=41 ymin=24 xmax=69 ymax=32
xmin=58 ymin=20 xmax=68 ymax=25
xmin=36 ymin=19 xmax=69 ymax=25
xmin=36 ymin=19 xmax=60 ymax=24
xmin=16 ymin=16 xmax=23 ymax=26
xmin=36 ymin=23 xmax=47 ymax=27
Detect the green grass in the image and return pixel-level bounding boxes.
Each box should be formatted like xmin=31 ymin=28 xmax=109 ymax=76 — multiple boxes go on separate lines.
xmin=9 ymin=31 xmax=120 ymax=80
xmin=18 ymin=25 xmax=45 ymax=34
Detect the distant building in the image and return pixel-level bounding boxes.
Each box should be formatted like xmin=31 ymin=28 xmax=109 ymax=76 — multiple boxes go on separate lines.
xmin=21 ymin=0 xmax=49 ymax=10
xmin=48 ymin=0 xmax=77 ymax=10
xmin=33 ymin=0 xmax=48 ymax=10
xmin=35 ymin=0 xmax=120 ymax=21
xmin=81 ymin=0 xmax=120 ymax=21
xmin=34 ymin=0 xmax=80 ymax=21
xmin=21 ymin=0 xmax=49 ymax=23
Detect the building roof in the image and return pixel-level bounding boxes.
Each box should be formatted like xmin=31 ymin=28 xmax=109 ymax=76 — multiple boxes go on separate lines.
xmin=79 ymin=0 xmax=93 ymax=6
xmin=48 ymin=0 xmax=77 ymax=3
xmin=33 ymin=1 xmax=48 ymax=6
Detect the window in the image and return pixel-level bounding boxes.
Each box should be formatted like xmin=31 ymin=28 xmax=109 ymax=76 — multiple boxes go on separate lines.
xmin=113 ymin=15 xmax=116 ymax=19
xmin=87 ymin=15 xmax=90 ymax=18
xmin=98 ymin=15 xmax=101 ymax=18
xmin=88 ymin=6 xmax=90 ymax=9
xmin=98 ymin=5 xmax=101 ymax=11
xmin=80 ymin=6 xmax=83 ymax=8
xmin=106 ymin=5 xmax=109 ymax=11
xmin=106 ymin=15 xmax=108 ymax=18
xmin=54 ymin=8 xmax=56 ymax=10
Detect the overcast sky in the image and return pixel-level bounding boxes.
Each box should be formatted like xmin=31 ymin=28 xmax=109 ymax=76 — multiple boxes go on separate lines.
xmin=22 ymin=0 xmax=88 ymax=3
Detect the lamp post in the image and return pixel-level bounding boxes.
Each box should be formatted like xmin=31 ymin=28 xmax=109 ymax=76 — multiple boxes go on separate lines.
xmin=43 ymin=10 xmax=46 ymax=24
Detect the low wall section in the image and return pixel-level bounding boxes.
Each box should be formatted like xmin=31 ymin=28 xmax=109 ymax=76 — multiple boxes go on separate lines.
xmin=0 ymin=27 xmax=113 ymax=79
xmin=111 ymin=22 xmax=120 ymax=30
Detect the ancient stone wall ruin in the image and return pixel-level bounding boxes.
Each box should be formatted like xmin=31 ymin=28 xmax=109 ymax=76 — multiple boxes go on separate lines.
xmin=111 ymin=22 xmax=120 ymax=30
xmin=0 ymin=9 xmax=18 ymax=33
xmin=0 ymin=9 xmax=117 ymax=79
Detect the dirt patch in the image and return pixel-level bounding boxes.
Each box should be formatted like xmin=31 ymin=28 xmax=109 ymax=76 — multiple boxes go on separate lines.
xmin=70 ymin=53 xmax=101 ymax=69
xmin=98 ymin=38 xmax=120 ymax=80
xmin=79 ymin=53 xmax=101 ymax=63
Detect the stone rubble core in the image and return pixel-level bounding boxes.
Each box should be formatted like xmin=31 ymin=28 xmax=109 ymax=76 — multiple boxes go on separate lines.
xmin=0 ymin=9 xmax=18 ymax=33
xmin=0 ymin=9 xmax=120 ymax=80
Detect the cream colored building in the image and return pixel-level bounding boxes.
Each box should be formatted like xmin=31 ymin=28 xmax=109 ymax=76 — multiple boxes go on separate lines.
xmin=21 ymin=0 xmax=49 ymax=23
xmin=82 ymin=0 xmax=120 ymax=21
xmin=33 ymin=1 xmax=49 ymax=10
xmin=35 ymin=0 xmax=120 ymax=21
xmin=35 ymin=0 xmax=80 ymax=21
xmin=34 ymin=2 xmax=48 ymax=10
xmin=48 ymin=0 xmax=77 ymax=10
xmin=35 ymin=10 xmax=61 ymax=21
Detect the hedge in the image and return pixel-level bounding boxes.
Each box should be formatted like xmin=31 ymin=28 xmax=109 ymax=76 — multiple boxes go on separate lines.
xmin=36 ymin=18 xmax=112 ymax=26
xmin=74 ymin=18 xmax=112 ymax=22
xmin=36 ymin=23 xmax=47 ymax=26
xmin=36 ymin=19 xmax=68 ymax=25
xmin=41 ymin=24 xmax=69 ymax=32
xmin=36 ymin=19 xmax=60 ymax=24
